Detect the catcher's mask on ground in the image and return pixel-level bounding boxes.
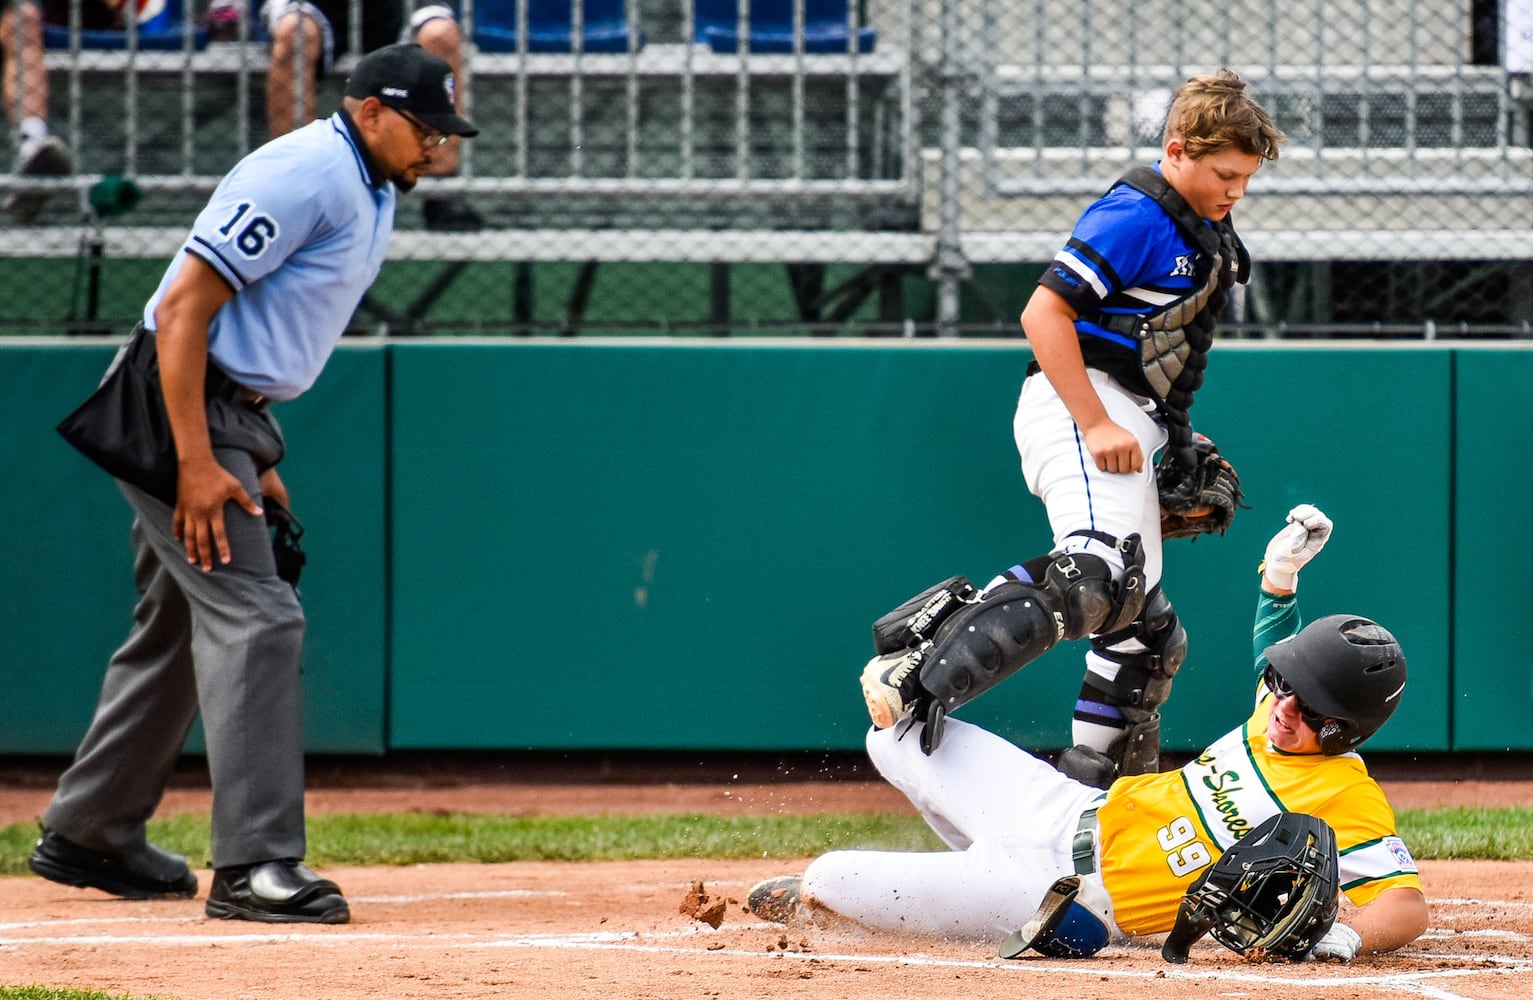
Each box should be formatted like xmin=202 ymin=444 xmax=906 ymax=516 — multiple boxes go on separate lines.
xmin=1160 ymin=812 xmax=1339 ymax=963
xmin=1262 ymin=614 xmax=1407 ymax=755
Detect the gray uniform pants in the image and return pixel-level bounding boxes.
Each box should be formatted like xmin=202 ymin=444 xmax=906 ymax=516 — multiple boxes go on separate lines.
xmin=44 ymin=444 xmax=308 ymax=870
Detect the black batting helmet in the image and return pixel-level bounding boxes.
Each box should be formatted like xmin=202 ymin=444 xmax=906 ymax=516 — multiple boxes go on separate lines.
xmin=1262 ymin=614 xmax=1407 ymax=755
xmin=1161 ymin=812 xmax=1339 ymax=963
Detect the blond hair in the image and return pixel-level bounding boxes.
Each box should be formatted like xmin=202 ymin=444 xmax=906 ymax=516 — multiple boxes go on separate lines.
xmin=1163 ymin=68 xmax=1285 ymax=162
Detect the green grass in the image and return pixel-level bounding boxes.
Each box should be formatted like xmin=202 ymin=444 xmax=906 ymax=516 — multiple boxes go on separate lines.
xmin=4 ymin=806 xmax=1531 ymax=878
xmin=0 ymin=811 xmax=945 ymax=876
xmin=0 ymin=990 xmax=172 ymax=1000
xmin=1396 ymin=806 xmax=1533 ymax=860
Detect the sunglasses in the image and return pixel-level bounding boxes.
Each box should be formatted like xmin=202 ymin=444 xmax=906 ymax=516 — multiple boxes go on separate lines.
xmin=388 ymin=106 xmax=449 ymax=149
xmin=1263 ymin=665 xmax=1329 ymax=733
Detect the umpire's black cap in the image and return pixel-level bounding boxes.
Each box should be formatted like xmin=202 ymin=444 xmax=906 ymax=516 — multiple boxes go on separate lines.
xmin=345 ymin=43 xmax=478 ymax=137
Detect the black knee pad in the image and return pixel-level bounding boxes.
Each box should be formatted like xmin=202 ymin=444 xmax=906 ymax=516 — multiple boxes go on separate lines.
xmin=917 ymin=581 xmax=1060 ymax=711
xmin=1042 ymin=553 xmax=1129 ymax=640
xmin=1032 ymin=532 xmax=1148 ymax=640
xmin=1085 ymin=588 xmax=1186 ymax=714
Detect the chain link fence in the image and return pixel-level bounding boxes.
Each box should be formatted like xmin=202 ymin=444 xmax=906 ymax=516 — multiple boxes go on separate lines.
xmin=2 ymin=0 xmax=1529 ymax=336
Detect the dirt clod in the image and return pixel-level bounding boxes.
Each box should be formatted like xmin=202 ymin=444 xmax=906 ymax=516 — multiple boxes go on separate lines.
xmin=680 ymin=879 xmax=728 ymax=928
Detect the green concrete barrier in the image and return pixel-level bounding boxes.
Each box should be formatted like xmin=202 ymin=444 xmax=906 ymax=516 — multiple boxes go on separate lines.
xmin=1452 ymin=349 xmax=1533 ymax=750
xmin=3 ymin=339 xmax=1526 ymax=755
xmin=0 ymin=342 xmax=387 ymax=754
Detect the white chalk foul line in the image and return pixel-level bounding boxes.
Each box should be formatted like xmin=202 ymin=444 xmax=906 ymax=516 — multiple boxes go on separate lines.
xmin=1420 ymin=928 xmax=1531 ymax=942
xmin=1434 ymin=897 xmax=1533 ymax=913
xmin=6 ymin=919 xmax=1532 ymax=996
xmin=0 ymin=915 xmax=206 ymax=933
xmin=0 ymin=921 xmax=720 ymax=950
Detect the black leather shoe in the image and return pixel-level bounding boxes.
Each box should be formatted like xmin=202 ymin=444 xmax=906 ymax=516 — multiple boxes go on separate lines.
xmin=206 ymin=859 xmax=350 ymax=924
xmin=29 ymin=828 xmax=198 ymax=899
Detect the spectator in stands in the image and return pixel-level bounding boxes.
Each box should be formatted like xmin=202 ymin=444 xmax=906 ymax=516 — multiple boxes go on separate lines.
xmin=2 ymin=0 xmax=73 ymax=222
xmin=263 ymin=2 xmax=481 ymax=230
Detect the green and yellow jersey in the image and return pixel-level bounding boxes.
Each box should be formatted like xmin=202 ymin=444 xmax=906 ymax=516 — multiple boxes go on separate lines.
xmin=1093 ymin=589 xmax=1422 ymax=935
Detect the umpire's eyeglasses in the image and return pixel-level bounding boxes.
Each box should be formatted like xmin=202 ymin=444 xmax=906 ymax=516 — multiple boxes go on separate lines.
xmin=1263 ymin=665 xmax=1329 ymax=733
xmin=388 ymin=106 xmax=449 ymax=149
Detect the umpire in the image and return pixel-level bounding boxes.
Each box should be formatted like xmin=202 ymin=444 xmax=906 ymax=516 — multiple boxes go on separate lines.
xmin=31 ymin=44 xmax=476 ymax=923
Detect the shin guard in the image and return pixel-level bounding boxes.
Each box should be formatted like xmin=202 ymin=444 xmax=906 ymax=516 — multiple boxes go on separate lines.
xmin=1082 ymin=587 xmax=1187 ymax=776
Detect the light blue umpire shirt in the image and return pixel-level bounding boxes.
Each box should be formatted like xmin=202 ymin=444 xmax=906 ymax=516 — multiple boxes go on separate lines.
xmin=142 ymin=112 xmax=396 ymax=401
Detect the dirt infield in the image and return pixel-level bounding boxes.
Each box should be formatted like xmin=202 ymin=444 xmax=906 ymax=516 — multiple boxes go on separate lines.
xmin=3 ymin=763 xmax=1533 ymax=1000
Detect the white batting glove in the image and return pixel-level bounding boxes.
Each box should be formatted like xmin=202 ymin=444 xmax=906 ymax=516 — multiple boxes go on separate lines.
xmin=1261 ymin=504 xmax=1333 ymax=592
xmin=1307 ymin=922 xmax=1362 ymax=963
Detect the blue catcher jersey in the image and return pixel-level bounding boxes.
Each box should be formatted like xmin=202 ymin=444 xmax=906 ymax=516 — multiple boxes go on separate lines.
xmin=144 ymin=114 xmax=396 ymax=401
xmin=1040 ymin=163 xmax=1215 ymax=350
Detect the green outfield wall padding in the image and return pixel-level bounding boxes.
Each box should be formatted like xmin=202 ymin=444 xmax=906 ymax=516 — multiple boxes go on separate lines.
xmin=4 ymin=339 xmax=1521 ymax=755
xmin=2 ymin=344 xmax=144 ymax=753
xmin=1149 ymin=347 xmax=1452 ymax=756
xmin=0 ymin=341 xmax=387 ymax=755
xmin=385 ymin=342 xmax=1054 ymax=752
xmin=1452 ymin=350 xmax=1533 ymax=750
xmin=270 ymin=345 xmax=390 ymax=754
xmin=384 ymin=342 xmax=1454 ymax=753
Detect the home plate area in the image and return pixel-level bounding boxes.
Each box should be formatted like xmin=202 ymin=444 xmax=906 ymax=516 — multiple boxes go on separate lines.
xmin=2 ymin=858 xmax=1530 ymax=1000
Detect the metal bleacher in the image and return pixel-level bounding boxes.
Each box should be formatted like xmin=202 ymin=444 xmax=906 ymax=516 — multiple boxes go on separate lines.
xmin=931 ymin=0 xmax=1533 ymax=334
xmin=13 ymin=26 xmax=912 ymax=213
xmin=1 ymin=0 xmax=1530 ymax=336
xmin=1 ymin=4 xmax=918 ymax=241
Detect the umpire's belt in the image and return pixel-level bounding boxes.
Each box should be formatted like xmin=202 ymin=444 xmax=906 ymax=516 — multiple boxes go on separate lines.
xmin=132 ymin=323 xmax=270 ymax=409
xmin=206 ymin=364 xmax=269 ymax=409
xmin=1072 ymin=792 xmax=1108 ymax=876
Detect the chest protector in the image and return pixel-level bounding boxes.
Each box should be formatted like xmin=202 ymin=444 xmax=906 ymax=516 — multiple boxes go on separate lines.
xmin=1082 ymin=166 xmax=1250 ymax=470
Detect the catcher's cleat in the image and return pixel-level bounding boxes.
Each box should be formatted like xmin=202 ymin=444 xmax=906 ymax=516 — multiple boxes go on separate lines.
xmin=860 ymin=648 xmax=925 ymax=730
xmin=747 ymin=875 xmax=807 ymax=924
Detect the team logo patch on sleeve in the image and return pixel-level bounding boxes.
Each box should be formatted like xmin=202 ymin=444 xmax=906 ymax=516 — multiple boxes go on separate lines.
xmin=1384 ymin=836 xmax=1418 ymax=873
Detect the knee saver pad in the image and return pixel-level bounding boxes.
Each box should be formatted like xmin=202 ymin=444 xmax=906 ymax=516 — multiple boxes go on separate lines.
xmin=871 ymin=574 xmax=977 ymax=654
xmin=918 ymin=581 xmax=1059 ymax=710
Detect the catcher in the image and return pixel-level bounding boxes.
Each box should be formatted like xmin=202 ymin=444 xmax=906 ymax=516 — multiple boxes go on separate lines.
xmin=755 ymin=506 xmax=1429 ymax=963
xmin=861 ymin=69 xmax=1279 ymax=778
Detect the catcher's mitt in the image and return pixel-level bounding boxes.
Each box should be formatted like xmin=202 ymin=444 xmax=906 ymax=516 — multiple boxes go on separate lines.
xmin=1157 ymin=433 xmax=1244 ymax=540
